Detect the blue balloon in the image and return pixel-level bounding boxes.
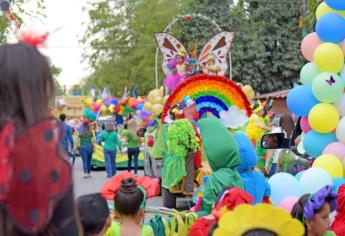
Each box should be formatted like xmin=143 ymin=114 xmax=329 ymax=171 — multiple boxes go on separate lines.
xmin=333 ymin=178 xmax=345 ymax=191
xmin=136 ymin=104 xmax=144 ymax=110
xmin=287 ymin=85 xmax=319 ymax=116
xmin=325 ymin=0 xmax=345 ymax=10
xmin=300 ymin=168 xmax=333 ymax=194
xmin=295 ymin=170 xmax=306 ymax=181
xmin=316 ymin=13 xmax=345 ymax=43
xmin=268 ymin=172 xmax=305 ymax=206
xmin=303 ymin=131 xmax=337 ymax=157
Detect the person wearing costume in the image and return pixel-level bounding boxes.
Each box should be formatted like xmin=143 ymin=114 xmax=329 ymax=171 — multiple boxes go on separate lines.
xmin=197 ymin=117 xmax=244 ymax=214
xmin=122 ymin=119 xmax=141 ymax=175
xmin=212 ymin=203 xmax=305 ymax=236
xmin=163 ymin=49 xmax=188 ymax=93
xmin=291 ymin=185 xmax=338 ymax=236
xmin=332 ymin=184 xmax=345 ymax=235
xmin=202 ymin=54 xmax=221 ymax=75
xmin=234 ymin=133 xmax=271 ymax=204
xmin=189 ymin=187 xmax=254 ymax=236
xmin=106 ymin=178 xmax=154 ymax=236
xmin=0 ymin=42 xmax=80 ymax=235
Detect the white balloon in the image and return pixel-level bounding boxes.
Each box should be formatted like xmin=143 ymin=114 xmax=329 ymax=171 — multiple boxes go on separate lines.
xmin=335 ymin=94 xmax=345 ymax=117
xmin=299 ymin=168 xmax=332 ymax=194
xmin=336 ymin=116 xmax=345 ymax=143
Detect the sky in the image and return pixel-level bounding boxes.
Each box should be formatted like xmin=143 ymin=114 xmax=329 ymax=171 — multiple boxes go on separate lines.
xmin=19 ymin=0 xmax=93 ymax=87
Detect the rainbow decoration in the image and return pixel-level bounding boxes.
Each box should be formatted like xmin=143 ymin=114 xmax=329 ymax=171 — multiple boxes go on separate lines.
xmin=161 ymin=74 xmax=252 ymax=122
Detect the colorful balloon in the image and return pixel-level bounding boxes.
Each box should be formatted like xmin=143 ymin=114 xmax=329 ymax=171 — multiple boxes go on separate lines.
xmin=336 ymin=117 xmax=345 ymax=143
xmin=301 ymin=32 xmax=322 ymax=61
xmin=299 ymin=168 xmax=333 ymax=194
xmin=151 ymin=103 xmax=163 ymax=116
xmin=279 ymin=196 xmax=299 ymax=213
xmin=287 ymin=85 xmax=319 ymax=116
xmin=323 ymin=142 xmax=345 ymax=160
xmin=300 ymin=62 xmax=320 ymax=86
xmin=316 ymin=2 xmax=345 ymax=20
xmin=312 ymin=73 xmax=344 ymax=103
xmin=325 ymin=0 xmax=345 ymax=10
xmin=308 ymin=103 xmax=339 ymax=133
xmin=316 ymin=13 xmax=345 ymax=43
xmin=312 ymin=154 xmax=344 ymax=178
xmin=303 ymin=131 xmax=337 ymax=157
xmin=300 ymin=116 xmax=312 ymax=133
xmin=268 ymin=173 xmax=304 ymax=206
xmin=143 ymin=102 xmax=152 ymax=111
xmin=313 ymin=43 xmax=344 ymax=73
xmin=333 ymin=178 xmax=345 ymax=191
xmin=335 ymin=94 xmax=345 ymax=117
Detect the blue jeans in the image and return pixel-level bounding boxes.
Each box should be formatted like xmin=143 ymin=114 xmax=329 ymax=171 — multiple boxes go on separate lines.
xmin=80 ymin=144 xmax=93 ymax=174
xmin=104 ymin=150 xmax=116 ymax=177
xmin=269 ymin=163 xmax=278 ymax=177
xmin=128 ymin=147 xmax=140 ymax=174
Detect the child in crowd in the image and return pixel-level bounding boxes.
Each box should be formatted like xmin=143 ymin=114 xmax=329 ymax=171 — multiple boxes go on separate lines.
xmin=291 ymin=185 xmax=338 ymax=236
xmin=106 ymin=178 xmax=153 ymax=236
xmin=234 ymin=133 xmax=271 ymax=204
xmin=77 ymin=193 xmax=112 ymax=236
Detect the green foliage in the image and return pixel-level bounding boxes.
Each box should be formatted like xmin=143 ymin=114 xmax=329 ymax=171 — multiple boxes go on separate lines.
xmin=167 ymin=119 xmax=198 ymax=157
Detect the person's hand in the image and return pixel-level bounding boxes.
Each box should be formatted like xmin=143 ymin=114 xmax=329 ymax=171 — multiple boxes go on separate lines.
xmin=265 ymin=162 xmax=271 ymax=174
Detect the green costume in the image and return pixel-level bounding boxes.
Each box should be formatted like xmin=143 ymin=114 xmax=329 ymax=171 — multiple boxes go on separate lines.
xmin=149 ymin=121 xmax=168 ymax=158
xmin=198 ymin=117 xmax=244 ymax=213
xmin=106 ymin=221 xmax=154 ymax=236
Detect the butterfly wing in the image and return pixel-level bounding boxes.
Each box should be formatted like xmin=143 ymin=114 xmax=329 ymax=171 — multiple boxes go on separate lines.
xmin=198 ymin=32 xmax=235 ymax=76
xmin=155 ymin=32 xmax=189 ymax=76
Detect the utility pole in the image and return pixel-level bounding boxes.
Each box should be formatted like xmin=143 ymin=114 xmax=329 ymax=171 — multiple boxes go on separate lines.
xmin=299 ymin=0 xmax=307 ymax=36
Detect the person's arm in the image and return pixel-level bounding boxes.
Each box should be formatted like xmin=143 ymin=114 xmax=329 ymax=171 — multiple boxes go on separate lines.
xmin=265 ymin=149 xmax=274 ymax=174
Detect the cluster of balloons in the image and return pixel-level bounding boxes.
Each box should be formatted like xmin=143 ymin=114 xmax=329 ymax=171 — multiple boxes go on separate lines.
xmin=287 ymin=1 xmax=345 ymax=179
xmin=269 ymin=167 xmax=345 ymax=213
xmin=237 ymin=83 xmax=255 ymax=101
xmin=144 ymin=86 xmax=169 ymax=116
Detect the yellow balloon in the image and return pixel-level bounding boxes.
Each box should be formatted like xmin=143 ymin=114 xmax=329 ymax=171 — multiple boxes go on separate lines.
xmin=314 ymin=43 xmax=344 ymax=73
xmin=159 ymin=86 xmax=168 ymax=97
xmin=242 ymin=85 xmax=255 ymax=100
xmin=151 ymin=104 xmax=163 ymax=116
xmin=163 ymin=95 xmax=170 ymax=104
xmin=143 ymin=102 xmax=152 ymax=111
xmin=108 ymin=104 xmax=115 ymax=113
xmin=101 ymin=105 xmax=107 ymax=113
xmin=96 ymin=99 xmax=103 ymax=105
xmin=309 ymin=103 xmax=339 ymax=133
xmin=153 ymin=96 xmax=163 ymax=105
xmin=313 ymin=154 xmax=344 ymax=178
xmin=316 ymin=2 xmax=345 ymax=20
xmin=151 ymin=89 xmax=161 ymax=98
xmin=148 ymin=91 xmax=155 ymax=103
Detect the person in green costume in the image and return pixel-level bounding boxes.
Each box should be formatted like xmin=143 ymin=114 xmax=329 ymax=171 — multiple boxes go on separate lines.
xmin=197 ymin=117 xmax=244 ymax=213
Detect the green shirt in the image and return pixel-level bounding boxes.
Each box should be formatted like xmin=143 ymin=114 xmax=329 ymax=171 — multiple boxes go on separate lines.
xmin=106 ymin=221 xmax=154 ymax=236
xmin=101 ymin=130 xmax=122 ymax=151
xmin=79 ymin=131 xmax=93 ymax=146
xmin=122 ymin=130 xmax=140 ymax=148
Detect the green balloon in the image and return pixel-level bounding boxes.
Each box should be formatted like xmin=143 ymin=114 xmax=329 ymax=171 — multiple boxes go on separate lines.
xmin=300 ymin=62 xmax=320 ymax=86
xmin=312 ymin=72 xmax=344 ymax=103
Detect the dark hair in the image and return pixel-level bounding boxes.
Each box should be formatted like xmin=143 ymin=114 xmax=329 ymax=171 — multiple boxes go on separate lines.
xmin=0 ymin=43 xmax=54 ymax=129
xmin=59 ymin=114 xmax=66 ymax=122
xmin=291 ymin=194 xmax=311 ymax=234
xmin=279 ymin=114 xmax=295 ymax=138
xmin=114 ymin=178 xmax=144 ymax=216
xmin=101 ymin=123 xmax=105 ymax=130
xmin=81 ymin=122 xmax=91 ymax=136
xmin=77 ymin=193 xmax=110 ymax=236
xmin=243 ymin=229 xmax=278 ymax=236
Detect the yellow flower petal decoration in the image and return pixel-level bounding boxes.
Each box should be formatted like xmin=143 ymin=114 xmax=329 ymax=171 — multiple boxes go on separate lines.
xmin=213 ymin=204 xmax=305 ymax=236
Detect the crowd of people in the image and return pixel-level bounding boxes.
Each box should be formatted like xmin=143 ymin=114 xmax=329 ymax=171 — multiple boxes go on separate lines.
xmin=1 ymin=41 xmax=345 ymax=236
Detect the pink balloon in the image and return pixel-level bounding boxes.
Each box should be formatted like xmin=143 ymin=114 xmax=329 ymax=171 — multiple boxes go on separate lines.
xmin=300 ymin=116 xmax=311 ymax=133
xmin=301 ymin=32 xmax=322 ymax=61
xmin=323 ymin=142 xmax=345 ymax=160
xmin=279 ymin=196 xmax=299 ymax=213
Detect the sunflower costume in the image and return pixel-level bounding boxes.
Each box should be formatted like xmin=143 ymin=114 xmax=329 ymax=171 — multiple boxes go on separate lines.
xmin=213 ymin=204 xmax=304 ymax=236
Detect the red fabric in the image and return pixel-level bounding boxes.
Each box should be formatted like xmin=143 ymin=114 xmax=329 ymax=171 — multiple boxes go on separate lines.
xmin=188 ymin=217 xmax=216 ymax=236
xmin=101 ymin=172 xmax=160 ymax=200
xmin=147 ymin=135 xmax=154 ymax=147
xmin=1 ymin=119 xmax=72 ymax=233
xmin=262 ymin=196 xmax=271 ymax=204
xmin=332 ymin=184 xmax=345 ymax=235
xmin=194 ymin=150 xmax=202 ymax=169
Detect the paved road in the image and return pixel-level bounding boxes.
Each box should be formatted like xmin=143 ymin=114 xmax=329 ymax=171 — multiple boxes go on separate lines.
xmin=72 ymin=156 xmax=190 ymax=209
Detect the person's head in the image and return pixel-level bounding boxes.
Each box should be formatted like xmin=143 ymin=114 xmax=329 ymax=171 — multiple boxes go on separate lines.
xmin=101 ymin=123 xmax=105 ymax=130
xmin=81 ymin=122 xmax=91 ymax=135
xmin=0 ymin=43 xmax=54 ymax=129
xmin=291 ymin=185 xmax=338 ymax=236
xmin=243 ymin=229 xmax=278 ymax=236
xmin=59 ymin=114 xmax=66 ymax=122
xmin=279 ymin=113 xmax=295 ymax=138
xmin=105 ymin=122 xmax=114 ymax=132
xmin=77 ymin=193 xmax=112 ymax=236
xmin=114 ymin=178 xmax=146 ymax=223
